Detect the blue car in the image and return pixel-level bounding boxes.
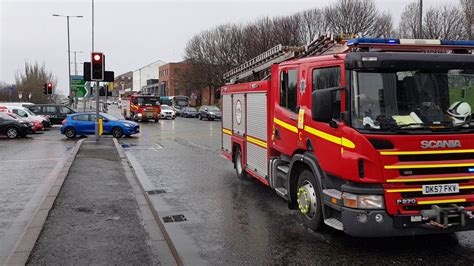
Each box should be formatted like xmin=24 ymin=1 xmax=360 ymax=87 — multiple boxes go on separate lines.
xmin=61 ymin=112 xmax=139 ymax=138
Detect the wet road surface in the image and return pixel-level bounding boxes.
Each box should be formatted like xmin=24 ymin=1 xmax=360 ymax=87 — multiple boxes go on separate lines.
xmin=117 ymin=113 xmax=474 ymax=265
xmin=0 ymin=127 xmax=75 ymax=262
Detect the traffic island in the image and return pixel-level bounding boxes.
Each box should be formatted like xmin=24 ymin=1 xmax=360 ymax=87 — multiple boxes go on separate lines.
xmin=7 ymin=138 xmax=177 ymax=265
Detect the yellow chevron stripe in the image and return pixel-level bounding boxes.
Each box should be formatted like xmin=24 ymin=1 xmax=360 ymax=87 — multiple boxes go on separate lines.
xmin=222 ymin=128 xmax=232 ymax=136
xmin=385 ymin=162 xmax=474 ymax=170
xmin=380 ymin=149 xmax=474 ymax=156
xmin=273 ymin=118 xmax=298 ymax=133
xmin=246 ymin=136 xmax=267 ymax=149
xmin=418 ymin=198 xmax=466 ymax=205
xmin=387 ymin=175 xmax=474 ymax=183
xmin=303 ymin=125 xmax=356 ymax=149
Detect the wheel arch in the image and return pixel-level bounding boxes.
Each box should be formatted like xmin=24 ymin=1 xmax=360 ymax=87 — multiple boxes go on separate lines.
xmin=287 ymin=152 xmax=325 ymax=210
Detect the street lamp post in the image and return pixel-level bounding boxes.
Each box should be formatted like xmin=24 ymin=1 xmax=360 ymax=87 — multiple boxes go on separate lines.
xmin=53 ymin=14 xmax=83 ymax=106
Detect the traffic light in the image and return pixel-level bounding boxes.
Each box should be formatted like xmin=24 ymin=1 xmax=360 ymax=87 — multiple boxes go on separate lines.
xmin=47 ymin=83 xmax=53 ymax=94
xmin=91 ymin=52 xmax=104 ymax=81
xmin=43 ymin=83 xmax=53 ymax=95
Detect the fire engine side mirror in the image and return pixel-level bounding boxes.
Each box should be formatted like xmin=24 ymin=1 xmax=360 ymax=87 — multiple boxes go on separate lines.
xmin=312 ymin=87 xmax=342 ymax=123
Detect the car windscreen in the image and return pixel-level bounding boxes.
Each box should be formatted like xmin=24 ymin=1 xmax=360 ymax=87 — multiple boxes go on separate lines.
xmin=161 ymin=106 xmax=171 ymax=110
xmin=208 ymin=106 xmax=220 ymax=111
xmin=0 ymin=112 xmax=14 ymax=120
xmin=185 ymin=107 xmax=196 ymax=111
xmin=101 ymin=113 xmax=119 ymax=121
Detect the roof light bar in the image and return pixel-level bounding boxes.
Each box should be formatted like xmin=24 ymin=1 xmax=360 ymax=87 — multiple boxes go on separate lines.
xmin=347 ymin=38 xmax=474 ymax=47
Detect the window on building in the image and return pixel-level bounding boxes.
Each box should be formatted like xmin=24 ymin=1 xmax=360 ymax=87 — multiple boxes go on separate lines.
xmin=280 ymin=69 xmax=298 ymax=112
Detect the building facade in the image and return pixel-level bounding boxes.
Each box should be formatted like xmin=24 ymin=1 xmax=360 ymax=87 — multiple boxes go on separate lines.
xmin=158 ymin=62 xmax=190 ymax=97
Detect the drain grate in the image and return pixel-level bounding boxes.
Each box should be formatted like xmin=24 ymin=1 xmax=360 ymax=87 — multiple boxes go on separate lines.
xmin=147 ymin=189 xmax=166 ymax=195
xmin=162 ymin=214 xmax=187 ymax=223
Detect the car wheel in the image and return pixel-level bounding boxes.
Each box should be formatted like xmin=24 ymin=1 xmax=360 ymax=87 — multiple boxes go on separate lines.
xmin=297 ymin=169 xmax=323 ymax=232
xmin=234 ymin=147 xmax=248 ymax=179
xmin=64 ymin=127 xmax=76 ymax=138
xmin=112 ymin=127 xmax=124 ymax=138
xmin=6 ymin=127 xmax=19 ymax=139
xmin=199 ymin=114 xmax=202 ymax=120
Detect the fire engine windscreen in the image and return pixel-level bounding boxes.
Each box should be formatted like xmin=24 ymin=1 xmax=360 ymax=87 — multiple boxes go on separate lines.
xmin=351 ymin=68 xmax=474 ymax=130
xmin=133 ymin=97 xmax=160 ymax=107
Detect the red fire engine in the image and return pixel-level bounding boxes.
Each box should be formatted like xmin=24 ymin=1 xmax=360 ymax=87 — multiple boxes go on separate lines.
xmin=121 ymin=93 xmax=161 ymax=122
xmin=221 ymin=35 xmax=474 ymax=237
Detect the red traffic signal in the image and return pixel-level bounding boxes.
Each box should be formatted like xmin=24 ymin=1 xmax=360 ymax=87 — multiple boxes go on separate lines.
xmin=91 ymin=52 xmax=104 ymax=81
xmin=47 ymin=83 xmax=52 ymax=89
xmin=43 ymin=83 xmax=53 ymax=95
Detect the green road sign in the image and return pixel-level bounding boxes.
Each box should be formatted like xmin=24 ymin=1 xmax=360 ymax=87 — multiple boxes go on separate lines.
xmin=71 ymin=75 xmax=88 ymax=97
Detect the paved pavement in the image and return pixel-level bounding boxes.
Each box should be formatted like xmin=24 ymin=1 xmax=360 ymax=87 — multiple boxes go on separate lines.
xmin=28 ymin=138 xmax=164 ymax=264
xmin=0 ymin=127 xmax=75 ymax=264
xmin=116 ymin=111 xmax=474 ymax=265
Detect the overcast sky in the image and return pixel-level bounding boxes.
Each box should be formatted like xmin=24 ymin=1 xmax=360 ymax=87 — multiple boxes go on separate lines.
xmin=1 ymin=0 xmax=447 ymax=95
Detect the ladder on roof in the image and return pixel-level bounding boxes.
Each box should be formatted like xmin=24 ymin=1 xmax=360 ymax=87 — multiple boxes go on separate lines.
xmin=224 ymin=34 xmax=347 ymax=83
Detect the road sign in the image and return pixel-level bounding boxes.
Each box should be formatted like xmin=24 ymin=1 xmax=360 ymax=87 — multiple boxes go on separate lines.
xmin=71 ymin=75 xmax=88 ymax=97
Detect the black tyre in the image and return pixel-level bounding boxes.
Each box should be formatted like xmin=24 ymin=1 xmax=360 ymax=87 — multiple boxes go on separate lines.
xmin=64 ymin=127 xmax=76 ymax=139
xmin=6 ymin=127 xmax=19 ymax=139
xmin=296 ymin=169 xmax=323 ymax=231
xmin=112 ymin=127 xmax=124 ymax=138
xmin=234 ymin=147 xmax=248 ymax=179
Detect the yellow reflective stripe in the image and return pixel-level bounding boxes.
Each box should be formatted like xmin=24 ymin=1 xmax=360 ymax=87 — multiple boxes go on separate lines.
xmin=273 ymin=118 xmax=298 ymax=133
xmin=304 ymin=125 xmax=356 ymax=149
xmin=386 ymin=185 xmax=474 ymax=193
xmin=418 ymin=198 xmax=466 ymax=205
xmin=385 ymin=162 xmax=474 ymax=170
xmin=222 ymin=128 xmax=232 ymax=136
xmin=387 ymin=176 xmax=474 ymax=183
xmin=380 ymin=149 xmax=474 ymax=156
xmin=246 ymin=136 xmax=267 ymax=149
xmin=386 ymin=188 xmax=423 ymax=193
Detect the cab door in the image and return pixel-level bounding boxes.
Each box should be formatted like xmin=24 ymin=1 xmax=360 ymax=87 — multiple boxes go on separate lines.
xmin=304 ymin=63 xmax=345 ymax=176
xmin=273 ymin=67 xmax=300 ymax=156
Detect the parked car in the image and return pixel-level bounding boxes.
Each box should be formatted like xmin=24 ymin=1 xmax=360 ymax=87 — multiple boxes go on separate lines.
xmin=27 ymin=104 xmax=75 ymax=125
xmin=174 ymin=106 xmax=184 ymax=117
xmin=61 ymin=112 xmax=140 ymax=139
xmin=160 ymin=105 xmax=176 ymax=120
xmin=0 ymin=112 xmax=31 ymax=138
xmin=7 ymin=106 xmax=51 ymax=128
xmin=181 ymin=107 xmax=198 ymax=118
xmin=199 ymin=105 xmax=222 ymax=120
xmin=5 ymin=112 xmax=43 ymax=133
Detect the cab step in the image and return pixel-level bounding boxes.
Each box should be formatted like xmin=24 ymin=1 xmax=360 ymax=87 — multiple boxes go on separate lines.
xmin=324 ymin=218 xmax=344 ymax=231
xmin=275 ymin=187 xmax=288 ymax=198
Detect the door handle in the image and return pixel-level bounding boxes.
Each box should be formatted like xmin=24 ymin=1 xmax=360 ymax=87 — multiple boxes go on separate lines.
xmin=275 ymin=128 xmax=281 ymax=139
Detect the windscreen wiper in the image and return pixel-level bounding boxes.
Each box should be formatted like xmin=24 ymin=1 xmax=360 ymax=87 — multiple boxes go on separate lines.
xmin=388 ymin=123 xmax=449 ymax=132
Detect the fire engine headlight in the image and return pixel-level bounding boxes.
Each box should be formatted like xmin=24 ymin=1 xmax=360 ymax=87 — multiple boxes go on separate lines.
xmin=137 ymin=113 xmax=143 ymax=117
xmin=342 ymin=193 xmax=384 ymax=209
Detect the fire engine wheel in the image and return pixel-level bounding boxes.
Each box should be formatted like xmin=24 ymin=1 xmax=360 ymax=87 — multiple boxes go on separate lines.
xmin=112 ymin=127 xmax=124 ymax=138
xmin=297 ymin=169 xmax=323 ymax=231
xmin=235 ymin=147 xmax=248 ymax=179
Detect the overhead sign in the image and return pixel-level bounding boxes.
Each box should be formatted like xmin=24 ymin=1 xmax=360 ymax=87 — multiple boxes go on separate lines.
xmin=71 ymin=75 xmax=88 ymax=97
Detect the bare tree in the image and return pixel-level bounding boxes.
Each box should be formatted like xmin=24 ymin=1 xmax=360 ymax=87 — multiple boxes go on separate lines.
xmin=297 ymin=8 xmax=330 ymax=44
xmin=398 ymin=1 xmax=421 ymax=38
xmin=324 ymin=0 xmax=393 ymax=37
xmin=460 ymin=0 xmax=474 ymax=39
xmin=423 ymin=5 xmax=464 ymax=39
xmin=14 ymin=61 xmax=57 ymax=104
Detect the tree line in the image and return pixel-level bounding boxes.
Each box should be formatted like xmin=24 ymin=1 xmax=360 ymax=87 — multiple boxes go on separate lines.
xmin=181 ymin=0 xmax=474 ymax=98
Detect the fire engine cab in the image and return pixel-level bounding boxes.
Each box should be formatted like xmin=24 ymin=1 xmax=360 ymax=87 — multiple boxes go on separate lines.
xmin=121 ymin=93 xmax=161 ymax=122
xmin=221 ymin=35 xmax=474 ymax=237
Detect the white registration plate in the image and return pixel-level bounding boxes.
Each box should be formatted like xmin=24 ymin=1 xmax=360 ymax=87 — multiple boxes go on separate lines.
xmin=422 ymin=183 xmax=459 ymax=195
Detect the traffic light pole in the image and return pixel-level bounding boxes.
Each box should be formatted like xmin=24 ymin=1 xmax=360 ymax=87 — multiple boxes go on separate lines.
xmin=95 ymin=81 xmax=100 ymax=141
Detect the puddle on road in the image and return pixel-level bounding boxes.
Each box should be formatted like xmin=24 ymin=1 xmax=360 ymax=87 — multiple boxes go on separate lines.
xmin=121 ymin=143 xmax=162 ymax=151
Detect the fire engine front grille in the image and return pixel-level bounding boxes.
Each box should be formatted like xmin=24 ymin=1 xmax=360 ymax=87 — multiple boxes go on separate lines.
xmin=399 ymin=153 xmax=474 ymax=162
xmin=403 ymin=202 xmax=474 ymax=211
xmin=399 ymin=167 xmax=473 ymax=176
xmin=401 ymin=189 xmax=474 ymax=198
